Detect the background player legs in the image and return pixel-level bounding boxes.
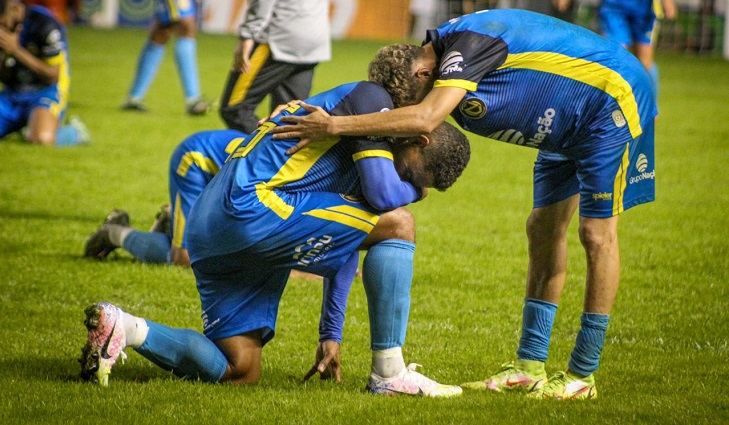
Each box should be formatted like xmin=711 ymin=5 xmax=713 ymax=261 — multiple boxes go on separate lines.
xmin=27 ymin=107 xmax=88 ymax=146
xmin=173 ymin=16 xmax=208 ymax=115
xmin=124 ymin=22 xmax=170 ymax=109
xmin=269 ymin=65 xmax=315 ymax=114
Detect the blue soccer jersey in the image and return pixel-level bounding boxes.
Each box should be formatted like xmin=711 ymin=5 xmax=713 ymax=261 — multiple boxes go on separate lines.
xmin=187 ymin=81 xmax=421 ymax=342
xmin=168 ymin=129 xmax=248 ymax=249
xmin=424 ymin=9 xmax=657 ymax=217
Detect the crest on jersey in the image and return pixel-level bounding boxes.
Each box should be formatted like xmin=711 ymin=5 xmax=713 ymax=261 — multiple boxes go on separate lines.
xmin=459 ymin=97 xmax=487 ymax=119
xmin=611 ymin=110 xmax=627 ymax=128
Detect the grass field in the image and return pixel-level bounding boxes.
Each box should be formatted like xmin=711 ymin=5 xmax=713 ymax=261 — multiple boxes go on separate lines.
xmin=0 ymin=26 xmax=727 ymax=424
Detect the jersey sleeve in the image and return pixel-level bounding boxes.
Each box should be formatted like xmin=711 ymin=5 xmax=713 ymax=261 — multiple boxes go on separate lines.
xmin=425 ymin=29 xmax=508 ymax=92
xmin=318 ymin=251 xmax=359 ymax=342
xmin=38 ymin=20 xmax=65 ymax=59
xmin=238 ymin=0 xmax=276 ymax=40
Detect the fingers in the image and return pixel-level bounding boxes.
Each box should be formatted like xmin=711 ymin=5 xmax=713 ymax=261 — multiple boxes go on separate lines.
xmin=285 ymin=139 xmax=311 ymax=155
xmin=302 ymin=363 xmax=319 ymax=382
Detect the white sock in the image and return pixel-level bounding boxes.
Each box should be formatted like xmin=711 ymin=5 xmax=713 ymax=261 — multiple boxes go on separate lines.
xmin=107 ymin=224 xmax=133 ymax=248
xmin=121 ymin=311 xmax=149 ymax=349
xmin=372 ymin=347 xmax=406 ymax=378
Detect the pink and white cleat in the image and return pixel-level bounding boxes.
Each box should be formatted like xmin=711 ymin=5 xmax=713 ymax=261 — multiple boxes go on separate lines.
xmin=366 ymin=363 xmax=462 ymax=398
xmin=79 ymin=302 xmax=127 ymax=386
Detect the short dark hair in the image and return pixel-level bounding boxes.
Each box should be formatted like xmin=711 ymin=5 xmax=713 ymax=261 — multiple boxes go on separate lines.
xmin=368 ymin=44 xmax=426 ymax=108
xmin=0 ymin=0 xmax=9 ymax=15
xmin=424 ymin=122 xmax=471 ymax=191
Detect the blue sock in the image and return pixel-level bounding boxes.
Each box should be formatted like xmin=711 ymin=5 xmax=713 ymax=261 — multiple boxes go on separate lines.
xmin=55 ymin=125 xmax=81 ymax=146
xmin=362 ymin=239 xmax=415 ymax=350
xmin=122 ymin=230 xmax=171 ymax=264
xmin=649 ymin=64 xmax=659 ymax=99
xmin=129 ymin=40 xmax=166 ymax=100
xmin=517 ymin=298 xmax=558 ymax=362
xmin=568 ymin=312 xmax=610 ymax=376
xmin=135 ymin=321 xmax=227 ymax=382
xmin=174 ymin=37 xmax=201 ymax=101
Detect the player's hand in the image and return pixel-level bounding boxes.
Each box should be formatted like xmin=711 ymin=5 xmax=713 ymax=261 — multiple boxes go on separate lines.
xmin=662 ymin=0 xmax=677 ymax=20
xmin=233 ymin=38 xmax=255 ymax=73
xmin=0 ymin=25 xmax=21 ymax=56
xmin=271 ymin=103 xmax=332 ymax=155
xmin=302 ymin=340 xmax=341 ymax=382
xmin=256 ymin=99 xmax=303 ymax=126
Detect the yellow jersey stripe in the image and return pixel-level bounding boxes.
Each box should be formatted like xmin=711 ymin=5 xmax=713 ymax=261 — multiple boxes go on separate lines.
xmin=499 ymin=52 xmax=643 ymax=139
xmin=303 ymin=208 xmax=377 ymax=233
xmin=166 ymin=0 xmax=179 ymax=20
xmin=176 ymin=152 xmax=220 ymax=177
xmin=352 ymin=150 xmax=393 ymax=162
xmin=172 ymin=192 xmax=185 ymax=248
xmin=44 ymin=53 xmax=69 ymax=117
xmin=255 ymin=138 xmax=340 ymax=219
xmin=225 ymin=137 xmax=246 ymax=155
xmin=229 ymin=44 xmax=271 ymax=106
xmin=612 ymin=142 xmax=630 ymax=215
xmin=434 ymin=79 xmax=478 ymax=91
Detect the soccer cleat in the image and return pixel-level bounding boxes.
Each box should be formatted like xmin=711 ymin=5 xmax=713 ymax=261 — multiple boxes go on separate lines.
xmin=84 ymin=209 xmax=129 ymax=260
xmin=79 ymin=302 xmax=128 ymax=386
xmin=530 ymin=370 xmax=597 ymax=400
xmin=461 ymin=359 xmax=547 ymax=392
xmin=69 ymin=115 xmax=91 ymax=144
xmin=186 ymin=97 xmax=211 ymax=116
xmin=366 ymin=363 xmax=463 ymax=398
xmin=149 ymin=204 xmax=171 ymax=236
xmin=121 ymin=99 xmax=148 ymax=112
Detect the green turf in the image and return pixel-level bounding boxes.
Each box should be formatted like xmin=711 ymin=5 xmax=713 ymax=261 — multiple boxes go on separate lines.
xmin=0 ymin=27 xmax=727 ymax=424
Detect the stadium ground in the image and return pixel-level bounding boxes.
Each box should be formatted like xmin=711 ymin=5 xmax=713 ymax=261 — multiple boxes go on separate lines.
xmin=0 ymin=27 xmax=726 ymax=424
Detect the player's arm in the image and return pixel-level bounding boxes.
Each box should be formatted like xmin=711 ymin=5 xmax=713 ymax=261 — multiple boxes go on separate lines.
xmin=305 ymin=251 xmax=360 ymax=382
xmin=273 ymin=86 xmax=466 ymax=144
xmin=356 ymin=152 xmax=424 ymax=210
xmin=0 ymin=27 xmax=59 ymax=84
xmin=238 ymin=0 xmax=277 ymax=40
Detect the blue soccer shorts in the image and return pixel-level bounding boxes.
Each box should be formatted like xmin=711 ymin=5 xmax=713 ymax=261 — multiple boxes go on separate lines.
xmin=167 ymin=152 xmax=214 ymax=250
xmin=599 ymin=4 xmax=656 ymax=46
xmin=533 ymin=118 xmax=655 ymax=218
xmin=190 ymin=190 xmax=380 ymax=343
xmin=154 ymin=0 xmax=196 ymax=25
xmin=0 ymin=86 xmax=65 ymax=137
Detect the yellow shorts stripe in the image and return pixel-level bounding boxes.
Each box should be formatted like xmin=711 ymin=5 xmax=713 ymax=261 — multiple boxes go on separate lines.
xmin=229 ymin=44 xmax=271 ymax=106
xmin=255 ymin=184 xmax=294 ymax=220
xmin=303 ymin=207 xmax=379 ymax=233
xmin=612 ymin=142 xmax=631 ymax=215
xmin=499 ymin=52 xmax=643 ymax=139
xmin=176 ymin=152 xmax=221 ymax=177
xmin=352 ymin=149 xmax=393 ymax=162
xmin=172 ymin=192 xmax=185 ymax=248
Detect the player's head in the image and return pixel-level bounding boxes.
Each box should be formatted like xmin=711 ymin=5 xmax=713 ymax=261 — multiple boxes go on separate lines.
xmin=392 ymin=122 xmax=470 ymax=191
xmin=0 ymin=0 xmax=23 ymax=31
xmin=368 ymin=44 xmax=437 ymax=108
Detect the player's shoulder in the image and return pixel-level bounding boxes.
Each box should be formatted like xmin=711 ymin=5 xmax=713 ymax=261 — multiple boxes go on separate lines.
xmin=330 ymin=81 xmax=394 ymax=116
xmin=25 ymin=6 xmax=66 ymax=49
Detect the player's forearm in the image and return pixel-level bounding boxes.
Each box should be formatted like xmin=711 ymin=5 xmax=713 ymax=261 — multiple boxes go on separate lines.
xmin=331 ymin=105 xmax=440 ymax=138
xmin=12 ymin=48 xmax=58 ymax=84
xmin=357 ymin=158 xmax=422 ymax=210
xmin=318 ymin=252 xmax=358 ymax=342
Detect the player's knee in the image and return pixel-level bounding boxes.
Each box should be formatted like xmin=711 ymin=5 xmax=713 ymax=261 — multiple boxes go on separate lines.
xmin=221 ymin=358 xmax=261 ymax=385
xmin=578 ymin=221 xmax=617 ymax=252
xmin=26 ymin=130 xmax=56 ymax=146
xmin=170 ymin=248 xmax=191 ymax=267
xmin=387 ymin=208 xmax=416 ymax=242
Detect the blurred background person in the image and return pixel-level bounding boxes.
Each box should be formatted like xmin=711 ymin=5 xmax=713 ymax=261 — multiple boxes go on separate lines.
xmin=0 ymin=0 xmax=89 ymax=146
xmin=122 ymin=0 xmax=210 ymax=116
xmin=219 ymin=0 xmax=330 ymax=133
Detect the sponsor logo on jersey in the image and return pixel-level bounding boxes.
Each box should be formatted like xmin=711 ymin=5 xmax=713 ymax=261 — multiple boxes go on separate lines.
xmin=294 ymin=235 xmax=334 ymax=267
xmin=629 ymin=153 xmax=655 ymax=184
xmin=592 ymin=192 xmax=613 ymax=201
xmin=459 ymin=97 xmax=487 ymax=119
xmin=440 ymin=51 xmax=464 ymax=75
xmin=612 ymin=110 xmax=626 ymax=128
xmin=528 ymin=108 xmax=556 ymax=148
xmin=487 ymin=129 xmax=525 ymax=145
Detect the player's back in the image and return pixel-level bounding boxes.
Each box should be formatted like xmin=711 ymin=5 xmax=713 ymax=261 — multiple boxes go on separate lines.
xmin=172 ymin=129 xmax=248 ymax=179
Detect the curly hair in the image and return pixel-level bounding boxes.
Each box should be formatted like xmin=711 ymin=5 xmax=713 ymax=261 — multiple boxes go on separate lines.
xmin=368 ymin=44 xmax=426 ymax=108
xmin=424 ymin=122 xmax=471 ymax=192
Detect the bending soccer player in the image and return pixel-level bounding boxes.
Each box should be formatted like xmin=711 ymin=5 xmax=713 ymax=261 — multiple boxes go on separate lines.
xmin=272 ymin=9 xmax=657 ymax=399
xmin=84 ymin=129 xmax=247 ymax=266
xmin=0 ymin=0 xmax=89 ymax=146
xmin=79 ymin=81 xmax=471 ymax=397
xmin=122 ymin=0 xmax=210 ymax=115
